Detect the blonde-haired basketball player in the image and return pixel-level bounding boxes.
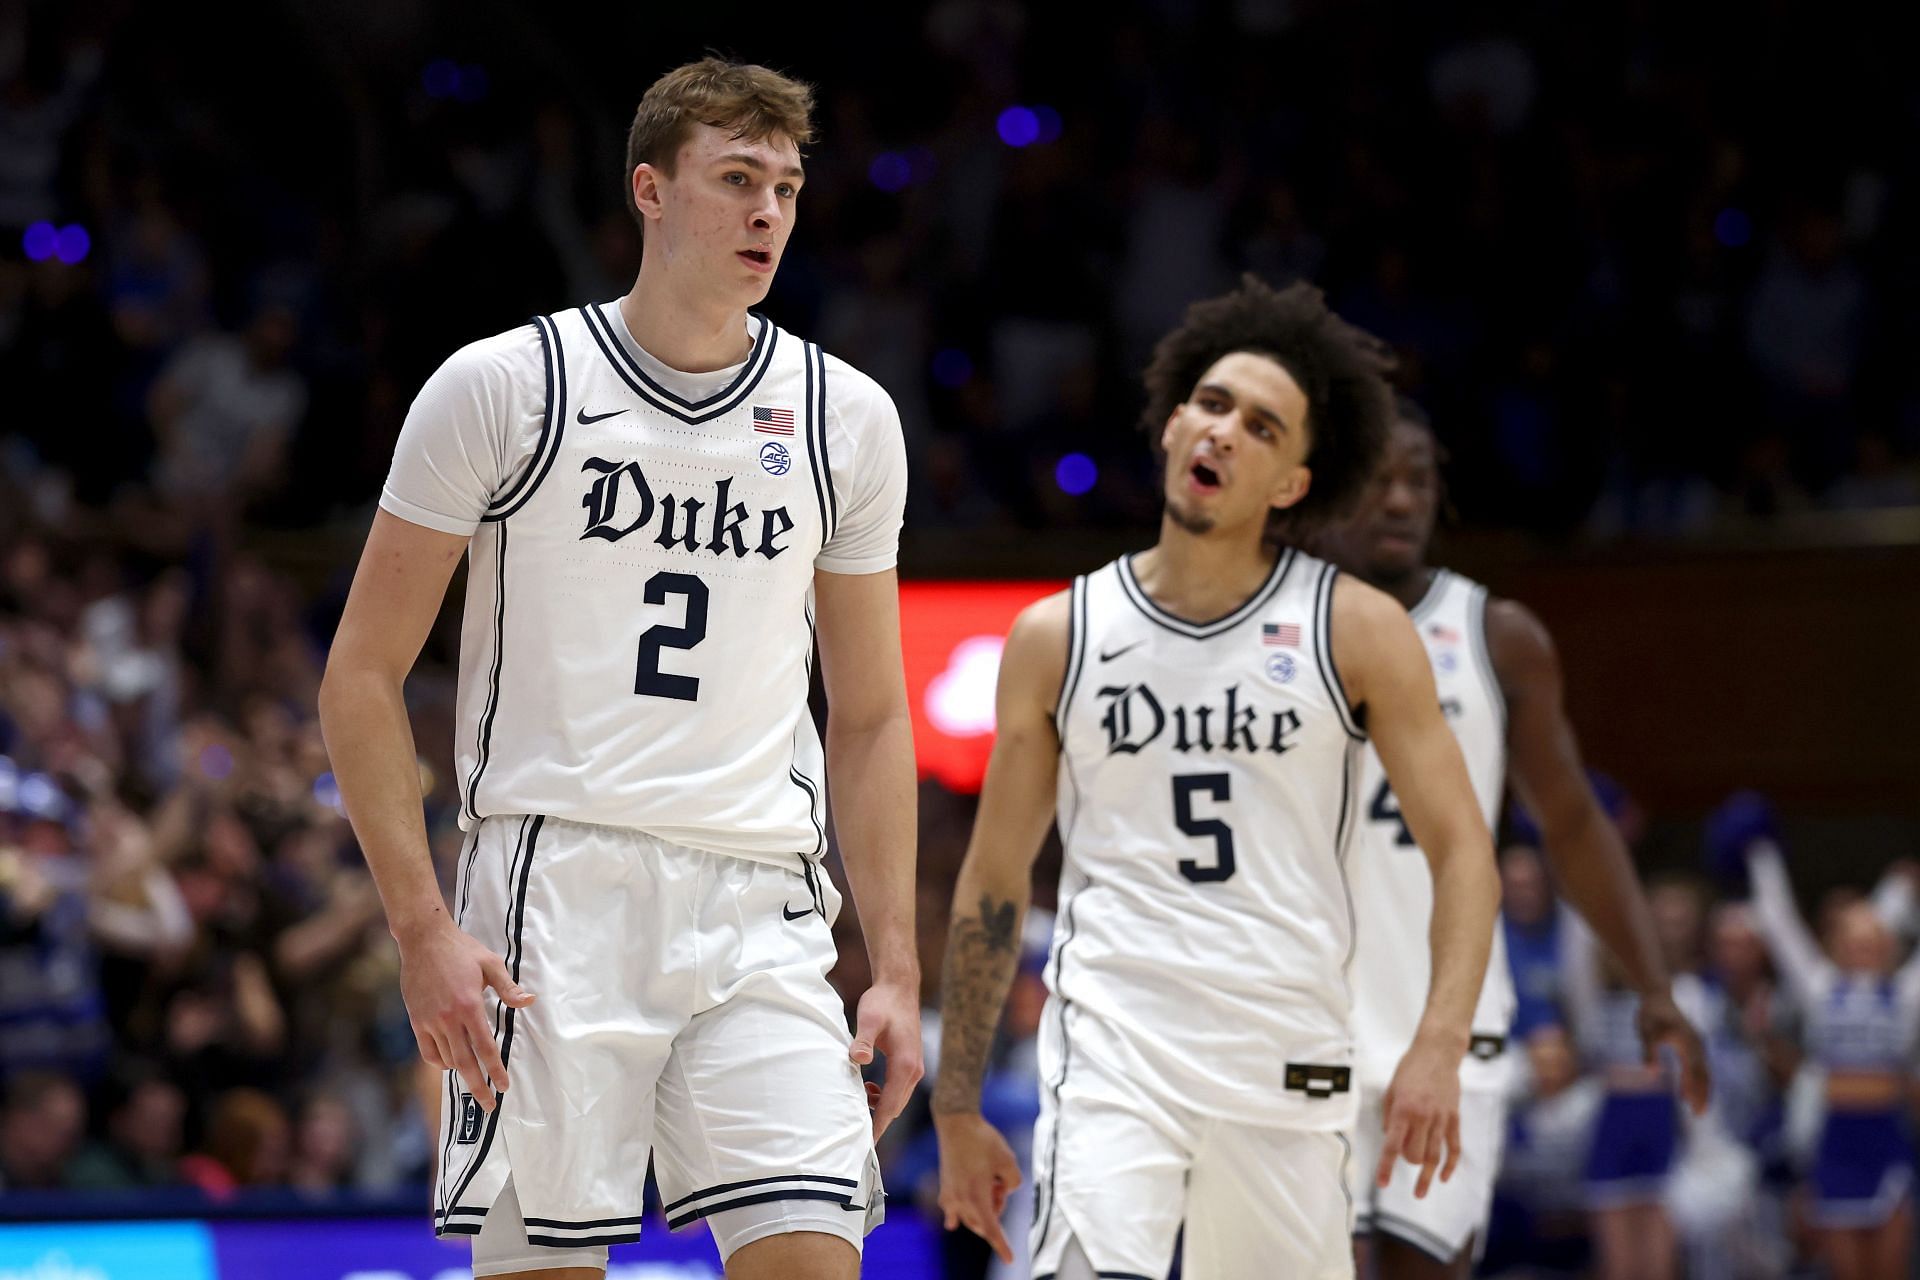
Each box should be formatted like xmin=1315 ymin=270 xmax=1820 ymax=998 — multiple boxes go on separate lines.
xmin=934 ymin=278 xmax=1501 ymax=1280
xmin=319 ymin=58 xmax=919 ymax=1280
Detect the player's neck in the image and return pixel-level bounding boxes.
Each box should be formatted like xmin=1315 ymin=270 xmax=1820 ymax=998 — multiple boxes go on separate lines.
xmin=618 ymin=269 xmax=754 ymax=373
xmin=1136 ymin=521 xmax=1283 ymax=622
xmin=1373 ymin=563 xmax=1437 ymax=613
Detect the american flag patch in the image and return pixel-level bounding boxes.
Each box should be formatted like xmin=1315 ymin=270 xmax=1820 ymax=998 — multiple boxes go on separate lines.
xmin=752 ymin=405 xmax=796 ymax=436
xmin=1427 ymin=623 xmax=1462 ymax=644
xmin=1262 ymin=622 xmax=1301 ymax=647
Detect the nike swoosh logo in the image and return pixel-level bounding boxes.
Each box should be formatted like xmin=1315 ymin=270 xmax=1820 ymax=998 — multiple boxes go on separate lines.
xmin=782 ymin=903 xmax=813 ymax=921
xmin=576 ymin=407 xmax=627 ymax=425
xmin=1098 ymin=641 xmax=1144 ymax=662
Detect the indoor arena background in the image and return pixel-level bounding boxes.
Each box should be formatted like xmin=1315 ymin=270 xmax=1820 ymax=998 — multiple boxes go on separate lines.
xmin=2 ymin=2 xmax=1917 ymax=1277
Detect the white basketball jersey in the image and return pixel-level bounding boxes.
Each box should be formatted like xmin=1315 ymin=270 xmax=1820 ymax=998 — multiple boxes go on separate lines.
xmin=1348 ymin=569 xmax=1517 ymax=1091
xmin=1046 ymin=549 xmax=1367 ymax=1129
xmin=437 ymin=306 xmax=869 ymax=866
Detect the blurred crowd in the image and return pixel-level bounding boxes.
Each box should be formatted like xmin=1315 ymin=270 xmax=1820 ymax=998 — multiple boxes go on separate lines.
xmin=5 ymin=2 xmax=1920 ymax=550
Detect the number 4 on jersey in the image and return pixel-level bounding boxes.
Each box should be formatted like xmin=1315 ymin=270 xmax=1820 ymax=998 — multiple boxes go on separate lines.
xmin=1368 ymin=778 xmax=1416 ymax=847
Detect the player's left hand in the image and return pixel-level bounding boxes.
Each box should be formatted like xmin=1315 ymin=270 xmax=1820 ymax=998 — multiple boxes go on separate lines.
xmin=1378 ymin=1033 xmax=1463 ymax=1199
xmin=850 ymin=978 xmax=924 ymax=1141
xmin=1638 ymin=990 xmax=1711 ymax=1115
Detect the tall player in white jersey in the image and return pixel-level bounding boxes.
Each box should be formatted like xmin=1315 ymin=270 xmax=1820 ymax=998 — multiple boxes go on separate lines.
xmin=316 ymin=60 xmax=921 ymax=1280
xmin=933 ymin=279 xmax=1502 ymax=1280
xmin=1318 ymin=400 xmax=1710 ymax=1279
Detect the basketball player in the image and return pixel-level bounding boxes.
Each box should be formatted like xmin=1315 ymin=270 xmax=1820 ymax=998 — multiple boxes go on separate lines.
xmin=934 ymin=278 xmax=1502 ymax=1280
xmin=1318 ymin=400 xmax=1710 ymax=1279
xmin=317 ymin=59 xmax=919 ymax=1280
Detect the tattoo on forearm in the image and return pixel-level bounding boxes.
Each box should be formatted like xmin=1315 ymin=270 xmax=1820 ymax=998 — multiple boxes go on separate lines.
xmin=931 ymin=892 xmax=1022 ymax=1114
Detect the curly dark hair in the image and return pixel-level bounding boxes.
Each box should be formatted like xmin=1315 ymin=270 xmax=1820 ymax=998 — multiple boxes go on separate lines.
xmin=1140 ymin=275 xmax=1396 ymax=538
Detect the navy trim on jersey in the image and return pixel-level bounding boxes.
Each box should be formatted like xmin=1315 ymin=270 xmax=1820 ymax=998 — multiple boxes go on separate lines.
xmin=483 ymin=314 xmax=567 ymax=521
xmin=1115 ymin=547 xmax=1295 ymax=639
xmin=789 ymin=766 xmax=826 ymax=860
xmin=801 ymin=342 xmax=827 ymax=542
xmin=1335 ymin=739 xmax=1361 ymax=976
xmin=435 ymin=1206 xmax=646 ymax=1247
xmin=663 ymin=1173 xmax=864 ymax=1230
xmin=812 ymin=344 xmax=839 ymax=540
xmin=1467 ymin=584 xmax=1507 ymax=731
xmin=462 ymin=524 xmax=509 ymax=822
xmin=1033 ymin=879 xmax=1087 ymax=1259
xmin=584 ymin=302 xmax=776 ymax=411
xmin=1313 ymin=564 xmax=1366 ymax=740
xmin=1034 ymin=1273 xmax=1161 ymax=1280
xmin=1053 ymin=577 xmax=1089 ymax=736
xmin=577 ymin=303 xmax=779 ymax=425
xmin=664 ymin=1172 xmax=859 ymax=1213
xmin=786 ymin=599 xmax=827 ymax=860
xmin=527 ymin=1228 xmax=641 ymax=1247
xmin=437 ymin=815 xmax=542 ymax=1227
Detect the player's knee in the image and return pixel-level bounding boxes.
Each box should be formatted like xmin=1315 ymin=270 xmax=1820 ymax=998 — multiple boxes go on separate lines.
xmin=722 ymin=1226 xmax=859 ymax=1280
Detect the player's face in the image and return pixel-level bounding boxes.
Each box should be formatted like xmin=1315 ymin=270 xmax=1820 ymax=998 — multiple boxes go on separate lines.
xmin=1158 ymin=351 xmax=1311 ymax=538
xmin=636 ymin=124 xmax=804 ymax=307
xmin=1335 ymin=419 xmax=1439 ymax=580
xmin=1834 ymin=902 xmax=1895 ymax=974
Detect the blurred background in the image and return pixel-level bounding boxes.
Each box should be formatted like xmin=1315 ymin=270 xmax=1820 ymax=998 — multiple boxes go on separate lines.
xmin=1 ymin=1 xmax=1916 ymax=1276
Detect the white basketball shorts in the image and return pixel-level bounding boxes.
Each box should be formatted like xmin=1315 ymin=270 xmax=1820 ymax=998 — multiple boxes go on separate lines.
xmin=1029 ymin=1016 xmax=1356 ymax=1280
xmin=1348 ymin=1080 xmax=1508 ymax=1264
xmin=430 ymin=814 xmax=882 ymax=1263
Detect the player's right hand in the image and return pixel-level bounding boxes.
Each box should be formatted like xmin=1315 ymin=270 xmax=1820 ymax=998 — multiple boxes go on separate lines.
xmin=933 ymin=1111 xmax=1023 ymax=1264
xmin=397 ymin=920 xmax=535 ymax=1112
xmin=1378 ymin=1033 xmax=1463 ymax=1199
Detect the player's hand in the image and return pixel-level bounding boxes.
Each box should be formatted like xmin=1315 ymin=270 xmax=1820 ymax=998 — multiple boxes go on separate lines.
xmin=849 ymin=978 xmax=924 ymax=1141
xmin=933 ymin=1111 xmax=1022 ymax=1264
xmin=1378 ymin=1033 xmax=1463 ymax=1199
xmin=397 ymin=919 xmax=535 ymax=1112
xmin=1639 ymin=990 xmax=1711 ymax=1115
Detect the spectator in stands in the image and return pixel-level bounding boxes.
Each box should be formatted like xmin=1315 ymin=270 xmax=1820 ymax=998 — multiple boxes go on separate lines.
xmin=0 ymin=1070 xmax=86 ymax=1191
xmin=67 ymin=1060 xmax=186 ymax=1190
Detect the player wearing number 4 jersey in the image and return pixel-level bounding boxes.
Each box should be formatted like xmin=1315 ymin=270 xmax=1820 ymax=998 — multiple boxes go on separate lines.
xmin=318 ymin=59 xmax=921 ymax=1280
xmin=934 ymin=278 xmax=1502 ymax=1280
xmin=1317 ymin=400 xmax=1711 ymax=1280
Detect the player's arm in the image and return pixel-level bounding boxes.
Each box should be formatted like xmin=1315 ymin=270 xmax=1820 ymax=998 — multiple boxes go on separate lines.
xmin=317 ymin=510 xmax=533 ymax=1110
xmin=1487 ymin=599 xmax=1708 ymax=1112
xmin=814 ymin=566 xmax=924 ymax=1141
xmin=1335 ymin=575 xmax=1499 ymax=1197
xmin=932 ymin=590 xmax=1070 ymax=1263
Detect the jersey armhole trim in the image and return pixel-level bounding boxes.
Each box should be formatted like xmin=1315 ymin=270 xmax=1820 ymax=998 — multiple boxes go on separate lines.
xmin=483 ymin=314 xmax=566 ymax=522
xmin=1468 ymin=586 xmax=1507 ymax=730
xmin=802 ymin=342 xmax=839 ymax=548
xmin=1314 ymin=564 xmax=1366 ymax=740
xmin=1053 ymin=576 xmax=1089 ymax=736
xmin=461 ymin=522 xmax=509 ymax=821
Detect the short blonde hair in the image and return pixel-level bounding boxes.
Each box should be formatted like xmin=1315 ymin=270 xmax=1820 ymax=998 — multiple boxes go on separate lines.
xmin=624 ymin=57 xmax=816 ymax=227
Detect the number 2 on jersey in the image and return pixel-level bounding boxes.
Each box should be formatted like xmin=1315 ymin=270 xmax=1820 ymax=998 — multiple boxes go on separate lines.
xmin=1368 ymin=778 xmax=1416 ymax=846
xmin=1172 ymin=772 xmax=1236 ymax=883
xmin=634 ymin=571 xmax=709 ymax=701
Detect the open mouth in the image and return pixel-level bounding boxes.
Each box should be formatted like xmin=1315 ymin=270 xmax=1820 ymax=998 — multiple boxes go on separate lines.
xmin=739 ymin=248 xmax=773 ymax=270
xmin=1189 ymin=460 xmax=1222 ymax=493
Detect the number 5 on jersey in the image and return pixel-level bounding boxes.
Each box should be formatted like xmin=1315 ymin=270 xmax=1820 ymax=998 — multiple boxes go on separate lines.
xmin=1173 ymin=772 xmax=1236 ymax=883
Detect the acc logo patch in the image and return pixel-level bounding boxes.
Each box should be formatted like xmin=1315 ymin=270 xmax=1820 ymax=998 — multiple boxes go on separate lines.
xmin=1265 ymin=652 xmax=1297 ymax=684
xmin=759 ymin=441 xmax=791 ymax=476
